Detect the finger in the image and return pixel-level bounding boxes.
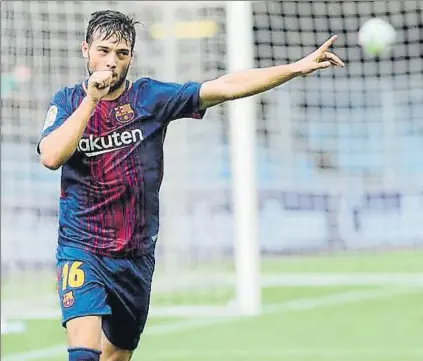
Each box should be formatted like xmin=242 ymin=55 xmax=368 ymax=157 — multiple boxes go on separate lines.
xmin=92 ymin=78 xmax=108 ymax=86
xmin=324 ymin=52 xmax=345 ymax=67
xmin=93 ymin=70 xmax=113 ymax=80
xmin=319 ymin=35 xmax=338 ymax=52
xmin=90 ymin=76 xmax=107 ymax=85
xmin=100 ymin=73 xmax=113 ymax=81
xmin=99 ymin=80 xmax=111 ymax=89
xmin=96 ymin=69 xmax=113 ymax=75
xmin=316 ymin=61 xmax=332 ymax=69
xmin=97 ymin=84 xmax=110 ymax=90
xmin=94 ymin=79 xmax=111 ymax=89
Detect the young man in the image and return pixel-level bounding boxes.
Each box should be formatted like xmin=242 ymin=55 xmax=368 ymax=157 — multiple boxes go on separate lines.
xmin=38 ymin=10 xmax=344 ymax=361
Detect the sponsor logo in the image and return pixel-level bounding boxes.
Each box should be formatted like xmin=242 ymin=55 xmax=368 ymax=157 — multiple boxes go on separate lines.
xmin=114 ymin=103 xmax=135 ymax=124
xmin=62 ymin=291 xmax=75 ymax=308
xmin=77 ymin=128 xmax=144 ymax=157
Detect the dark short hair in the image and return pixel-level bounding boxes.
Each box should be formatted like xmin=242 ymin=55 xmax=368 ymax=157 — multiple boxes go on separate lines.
xmin=85 ymin=10 xmax=140 ymax=52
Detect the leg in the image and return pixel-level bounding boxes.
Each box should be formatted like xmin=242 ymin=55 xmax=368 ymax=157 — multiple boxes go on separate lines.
xmin=100 ymin=330 xmax=133 ymax=361
xmin=100 ymin=253 xmax=155 ymax=360
xmin=57 ymin=245 xmax=112 ymax=361
xmin=67 ymin=316 xmax=102 ymax=349
xmin=67 ymin=316 xmax=102 ymax=360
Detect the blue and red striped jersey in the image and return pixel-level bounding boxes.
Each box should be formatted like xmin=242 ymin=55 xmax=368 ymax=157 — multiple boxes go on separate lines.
xmin=38 ymin=78 xmax=206 ymax=257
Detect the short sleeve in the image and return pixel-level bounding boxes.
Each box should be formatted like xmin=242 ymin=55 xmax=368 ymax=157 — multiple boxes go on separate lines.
xmin=146 ymin=79 xmax=206 ymax=123
xmin=37 ymin=89 xmax=71 ymax=154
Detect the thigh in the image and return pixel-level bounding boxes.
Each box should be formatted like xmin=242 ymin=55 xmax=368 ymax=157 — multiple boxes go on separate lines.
xmin=102 ymin=253 xmax=155 ymax=351
xmin=57 ymin=245 xmax=112 ymax=341
xmin=67 ymin=315 xmax=102 ymax=349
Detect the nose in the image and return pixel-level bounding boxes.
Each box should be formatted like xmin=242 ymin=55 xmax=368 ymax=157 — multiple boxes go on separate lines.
xmin=106 ymin=53 xmax=117 ymax=71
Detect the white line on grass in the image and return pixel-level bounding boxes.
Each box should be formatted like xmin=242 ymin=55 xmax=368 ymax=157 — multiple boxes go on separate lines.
xmin=5 ymin=273 xmax=423 ymax=320
xmin=2 ymin=346 xmax=65 ymax=361
xmin=3 ymin=287 xmax=420 ymax=361
xmin=146 ymin=348 xmax=423 ymax=360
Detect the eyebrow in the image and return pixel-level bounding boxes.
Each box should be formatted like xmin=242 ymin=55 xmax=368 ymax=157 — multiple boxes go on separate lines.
xmin=96 ymin=45 xmax=130 ymax=53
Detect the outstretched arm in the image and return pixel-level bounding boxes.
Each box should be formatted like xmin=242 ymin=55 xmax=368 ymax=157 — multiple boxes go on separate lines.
xmin=199 ymin=35 xmax=345 ymax=110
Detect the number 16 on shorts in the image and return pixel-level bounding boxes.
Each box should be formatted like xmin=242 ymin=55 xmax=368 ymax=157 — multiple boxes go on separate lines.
xmin=58 ymin=261 xmax=86 ymax=308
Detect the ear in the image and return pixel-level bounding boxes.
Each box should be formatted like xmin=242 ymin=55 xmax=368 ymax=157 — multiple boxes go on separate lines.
xmin=81 ymin=41 xmax=89 ymax=59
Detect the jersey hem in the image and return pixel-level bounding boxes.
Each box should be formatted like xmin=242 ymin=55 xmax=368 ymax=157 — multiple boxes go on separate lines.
xmin=57 ymin=239 xmax=155 ymax=259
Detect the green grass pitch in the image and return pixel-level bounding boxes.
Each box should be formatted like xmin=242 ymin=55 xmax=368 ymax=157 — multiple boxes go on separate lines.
xmin=2 ymin=250 xmax=423 ymax=361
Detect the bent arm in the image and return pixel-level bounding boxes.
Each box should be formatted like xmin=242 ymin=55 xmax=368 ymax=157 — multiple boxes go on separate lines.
xmin=39 ymin=96 xmax=98 ymax=170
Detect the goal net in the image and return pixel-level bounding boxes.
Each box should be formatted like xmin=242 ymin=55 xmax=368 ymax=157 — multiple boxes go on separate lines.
xmin=251 ymin=0 xmax=423 ymax=251
xmin=1 ymin=0 xmax=422 ymax=325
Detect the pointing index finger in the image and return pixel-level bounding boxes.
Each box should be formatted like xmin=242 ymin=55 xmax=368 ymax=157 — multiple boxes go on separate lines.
xmin=320 ymin=35 xmax=338 ymax=52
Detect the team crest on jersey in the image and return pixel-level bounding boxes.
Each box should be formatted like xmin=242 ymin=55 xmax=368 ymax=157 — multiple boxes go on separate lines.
xmin=114 ymin=103 xmax=135 ymax=124
xmin=62 ymin=291 xmax=75 ymax=308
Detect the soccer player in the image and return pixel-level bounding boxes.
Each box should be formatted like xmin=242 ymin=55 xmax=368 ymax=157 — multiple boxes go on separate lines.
xmin=37 ymin=10 xmax=344 ymax=361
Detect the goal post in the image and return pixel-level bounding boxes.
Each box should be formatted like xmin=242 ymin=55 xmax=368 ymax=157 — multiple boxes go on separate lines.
xmin=225 ymin=1 xmax=261 ymax=316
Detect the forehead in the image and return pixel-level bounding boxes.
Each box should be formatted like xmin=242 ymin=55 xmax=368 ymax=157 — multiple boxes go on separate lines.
xmin=90 ymin=30 xmax=131 ymax=50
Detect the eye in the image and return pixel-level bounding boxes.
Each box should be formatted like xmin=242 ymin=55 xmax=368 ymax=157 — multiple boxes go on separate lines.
xmin=99 ymin=49 xmax=108 ymax=54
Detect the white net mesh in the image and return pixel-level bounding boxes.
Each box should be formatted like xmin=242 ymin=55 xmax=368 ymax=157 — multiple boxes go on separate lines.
xmin=1 ymin=0 xmax=423 ymax=322
xmin=252 ymin=0 xmax=423 ymax=251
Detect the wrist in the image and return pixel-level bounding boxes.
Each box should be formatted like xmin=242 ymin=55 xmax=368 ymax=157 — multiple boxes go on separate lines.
xmin=289 ymin=61 xmax=306 ymax=77
xmin=84 ymin=95 xmax=100 ymax=107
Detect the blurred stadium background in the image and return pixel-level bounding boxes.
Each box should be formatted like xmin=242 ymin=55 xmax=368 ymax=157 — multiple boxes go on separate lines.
xmin=1 ymin=1 xmax=422 ymax=360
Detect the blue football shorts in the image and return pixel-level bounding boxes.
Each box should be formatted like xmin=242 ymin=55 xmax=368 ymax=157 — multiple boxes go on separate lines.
xmin=56 ymin=244 xmax=155 ymax=350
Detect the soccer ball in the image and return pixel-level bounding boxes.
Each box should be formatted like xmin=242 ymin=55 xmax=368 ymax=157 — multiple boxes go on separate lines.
xmin=358 ymin=18 xmax=396 ymax=56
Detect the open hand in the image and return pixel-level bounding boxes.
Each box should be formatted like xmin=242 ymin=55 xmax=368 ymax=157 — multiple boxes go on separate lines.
xmin=294 ymin=35 xmax=345 ymax=76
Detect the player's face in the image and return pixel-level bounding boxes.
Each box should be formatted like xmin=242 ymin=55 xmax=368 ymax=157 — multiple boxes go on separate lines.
xmin=82 ymin=32 xmax=133 ymax=93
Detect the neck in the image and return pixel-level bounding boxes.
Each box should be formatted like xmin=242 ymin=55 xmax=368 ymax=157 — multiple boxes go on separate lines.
xmin=101 ymin=80 xmax=128 ymax=101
